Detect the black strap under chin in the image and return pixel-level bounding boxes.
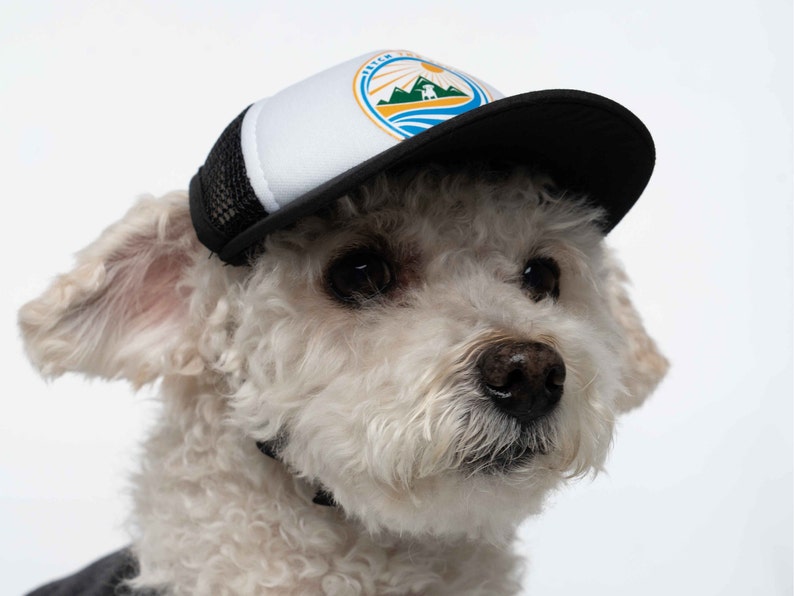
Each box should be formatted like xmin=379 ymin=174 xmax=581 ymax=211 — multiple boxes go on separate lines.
xmin=255 ymin=441 xmax=336 ymax=507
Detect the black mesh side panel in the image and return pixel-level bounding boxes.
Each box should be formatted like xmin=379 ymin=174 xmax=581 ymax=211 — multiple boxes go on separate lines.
xmin=199 ymin=109 xmax=267 ymax=241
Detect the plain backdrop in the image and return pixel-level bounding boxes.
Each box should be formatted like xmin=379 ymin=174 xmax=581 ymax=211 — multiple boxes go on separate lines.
xmin=2 ymin=1 xmax=791 ymax=594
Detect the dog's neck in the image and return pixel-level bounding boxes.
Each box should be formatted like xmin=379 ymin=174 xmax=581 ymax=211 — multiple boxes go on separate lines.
xmin=255 ymin=439 xmax=336 ymax=507
xmin=127 ymin=375 xmax=523 ymax=594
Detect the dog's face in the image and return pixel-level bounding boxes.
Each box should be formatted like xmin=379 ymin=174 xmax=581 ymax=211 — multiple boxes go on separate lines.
xmin=19 ymin=165 xmax=667 ymax=543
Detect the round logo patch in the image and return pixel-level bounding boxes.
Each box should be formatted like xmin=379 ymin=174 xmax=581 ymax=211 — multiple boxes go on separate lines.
xmin=353 ymin=50 xmax=493 ymax=140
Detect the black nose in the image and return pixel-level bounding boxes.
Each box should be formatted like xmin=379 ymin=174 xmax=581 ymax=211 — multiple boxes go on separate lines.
xmin=478 ymin=342 xmax=566 ymax=423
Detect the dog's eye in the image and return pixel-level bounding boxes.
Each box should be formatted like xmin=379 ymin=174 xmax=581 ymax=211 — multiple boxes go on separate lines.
xmin=522 ymin=258 xmax=560 ymax=301
xmin=327 ymin=250 xmax=393 ymax=304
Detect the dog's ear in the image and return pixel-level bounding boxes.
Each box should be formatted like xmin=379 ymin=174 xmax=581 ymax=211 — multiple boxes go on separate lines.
xmin=19 ymin=192 xmax=206 ymax=386
xmin=605 ymin=254 xmax=669 ymax=412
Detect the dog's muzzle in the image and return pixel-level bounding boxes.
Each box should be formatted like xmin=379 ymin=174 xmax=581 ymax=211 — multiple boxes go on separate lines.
xmin=478 ymin=341 xmax=565 ymax=424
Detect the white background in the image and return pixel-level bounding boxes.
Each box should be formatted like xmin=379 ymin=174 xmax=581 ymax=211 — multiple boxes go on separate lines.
xmin=1 ymin=1 xmax=791 ymax=594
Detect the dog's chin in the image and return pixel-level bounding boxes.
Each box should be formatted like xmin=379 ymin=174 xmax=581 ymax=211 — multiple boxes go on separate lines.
xmin=456 ymin=408 xmax=559 ymax=477
xmin=460 ymin=441 xmax=547 ymax=476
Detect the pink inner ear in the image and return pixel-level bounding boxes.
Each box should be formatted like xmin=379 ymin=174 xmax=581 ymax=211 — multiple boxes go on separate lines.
xmin=87 ymin=214 xmax=200 ymax=382
xmin=94 ymin=215 xmax=198 ymax=349
xmin=132 ymin=246 xmax=192 ymax=330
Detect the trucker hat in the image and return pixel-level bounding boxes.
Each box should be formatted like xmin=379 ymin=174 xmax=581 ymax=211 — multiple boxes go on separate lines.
xmin=189 ymin=49 xmax=655 ymax=265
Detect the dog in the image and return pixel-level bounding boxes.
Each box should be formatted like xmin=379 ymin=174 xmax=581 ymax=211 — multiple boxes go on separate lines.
xmin=19 ymin=51 xmax=667 ymax=595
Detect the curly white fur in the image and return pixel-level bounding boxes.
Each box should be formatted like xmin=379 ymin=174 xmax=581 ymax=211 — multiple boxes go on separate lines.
xmin=19 ymin=166 xmax=667 ymax=595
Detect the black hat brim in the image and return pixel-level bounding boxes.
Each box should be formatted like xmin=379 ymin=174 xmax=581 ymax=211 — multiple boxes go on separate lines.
xmin=191 ymin=89 xmax=655 ymax=265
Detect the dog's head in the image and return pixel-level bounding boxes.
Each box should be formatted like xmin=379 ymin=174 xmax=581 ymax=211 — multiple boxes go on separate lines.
xmin=19 ymin=165 xmax=667 ymax=542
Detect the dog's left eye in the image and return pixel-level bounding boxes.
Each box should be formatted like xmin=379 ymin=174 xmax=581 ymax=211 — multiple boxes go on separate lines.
xmin=522 ymin=258 xmax=560 ymax=301
xmin=327 ymin=250 xmax=394 ymax=304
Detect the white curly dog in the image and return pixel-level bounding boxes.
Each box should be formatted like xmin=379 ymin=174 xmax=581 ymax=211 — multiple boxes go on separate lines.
xmin=20 ymin=162 xmax=667 ymax=594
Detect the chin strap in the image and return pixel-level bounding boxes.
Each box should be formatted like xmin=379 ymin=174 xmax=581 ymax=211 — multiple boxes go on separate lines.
xmin=255 ymin=441 xmax=336 ymax=507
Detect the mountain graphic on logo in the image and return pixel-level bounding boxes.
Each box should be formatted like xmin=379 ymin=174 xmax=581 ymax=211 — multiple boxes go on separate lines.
xmin=377 ymin=76 xmax=469 ymax=106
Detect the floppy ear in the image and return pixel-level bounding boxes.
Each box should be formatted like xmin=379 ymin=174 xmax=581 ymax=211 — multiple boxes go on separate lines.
xmin=605 ymin=254 xmax=669 ymax=412
xmin=19 ymin=191 xmax=206 ymax=386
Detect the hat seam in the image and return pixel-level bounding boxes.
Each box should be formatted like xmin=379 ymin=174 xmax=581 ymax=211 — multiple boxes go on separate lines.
xmin=241 ymin=100 xmax=280 ymax=214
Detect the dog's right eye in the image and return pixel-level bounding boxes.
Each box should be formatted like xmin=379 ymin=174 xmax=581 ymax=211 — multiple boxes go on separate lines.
xmin=327 ymin=250 xmax=393 ymax=304
xmin=522 ymin=257 xmax=560 ymax=301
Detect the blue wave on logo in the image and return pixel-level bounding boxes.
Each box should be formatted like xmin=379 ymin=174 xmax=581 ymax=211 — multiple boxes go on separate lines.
xmin=388 ymin=100 xmax=484 ymax=135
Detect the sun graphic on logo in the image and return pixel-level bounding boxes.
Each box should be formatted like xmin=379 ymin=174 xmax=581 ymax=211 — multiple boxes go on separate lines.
xmin=354 ymin=51 xmax=493 ymax=140
xmin=421 ymin=62 xmax=443 ymax=73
